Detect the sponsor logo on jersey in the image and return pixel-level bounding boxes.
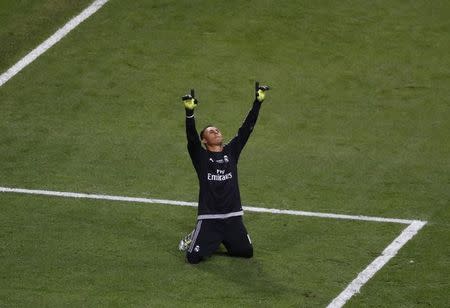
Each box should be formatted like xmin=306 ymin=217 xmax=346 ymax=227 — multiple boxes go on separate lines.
xmin=207 ymin=169 xmax=233 ymax=181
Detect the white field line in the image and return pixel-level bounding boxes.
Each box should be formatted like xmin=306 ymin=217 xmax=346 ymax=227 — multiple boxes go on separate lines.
xmin=242 ymin=205 xmax=415 ymax=225
xmin=0 ymin=186 xmax=418 ymax=224
xmin=0 ymin=186 xmax=197 ymax=207
xmin=0 ymin=0 xmax=427 ymax=306
xmin=327 ymin=220 xmax=427 ymax=308
xmin=0 ymin=0 xmax=110 ymax=88
xmin=0 ymin=186 xmax=428 ymax=306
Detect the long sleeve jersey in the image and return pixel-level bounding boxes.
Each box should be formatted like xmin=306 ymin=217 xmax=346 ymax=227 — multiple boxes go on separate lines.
xmin=185 ymin=100 xmax=262 ymax=220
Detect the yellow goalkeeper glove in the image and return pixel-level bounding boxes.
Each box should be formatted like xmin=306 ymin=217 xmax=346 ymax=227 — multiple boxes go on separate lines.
xmin=183 ymin=97 xmax=197 ymax=110
xmin=182 ymin=93 xmax=198 ymax=110
xmin=256 ymin=84 xmax=270 ymax=102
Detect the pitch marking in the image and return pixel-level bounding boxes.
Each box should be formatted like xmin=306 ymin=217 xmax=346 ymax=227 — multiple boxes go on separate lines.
xmin=0 ymin=4 xmax=427 ymax=304
xmin=0 ymin=0 xmax=110 ymax=87
xmin=0 ymin=186 xmax=427 ymax=307
xmin=327 ymin=220 xmax=426 ymax=308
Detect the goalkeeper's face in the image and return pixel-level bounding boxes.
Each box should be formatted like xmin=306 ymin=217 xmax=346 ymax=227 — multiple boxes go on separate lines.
xmin=202 ymin=126 xmax=223 ymax=146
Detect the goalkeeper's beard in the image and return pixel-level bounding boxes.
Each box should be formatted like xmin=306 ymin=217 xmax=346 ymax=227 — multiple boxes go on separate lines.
xmin=206 ymin=136 xmax=223 ymax=146
xmin=203 ymin=136 xmax=223 ymax=151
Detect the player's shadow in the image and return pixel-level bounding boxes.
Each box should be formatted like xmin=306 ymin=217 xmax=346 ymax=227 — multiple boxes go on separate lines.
xmin=195 ymin=244 xmax=299 ymax=300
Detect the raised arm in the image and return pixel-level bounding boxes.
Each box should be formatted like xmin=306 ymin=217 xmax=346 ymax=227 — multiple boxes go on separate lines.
xmin=183 ymin=91 xmax=202 ymax=167
xmin=228 ymin=83 xmax=270 ymax=160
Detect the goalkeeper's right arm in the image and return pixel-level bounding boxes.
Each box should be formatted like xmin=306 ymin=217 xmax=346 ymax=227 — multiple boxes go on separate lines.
xmin=183 ymin=93 xmax=202 ymax=166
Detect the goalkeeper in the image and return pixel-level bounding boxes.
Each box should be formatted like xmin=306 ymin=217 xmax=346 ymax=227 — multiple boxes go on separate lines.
xmin=179 ymin=83 xmax=270 ymax=264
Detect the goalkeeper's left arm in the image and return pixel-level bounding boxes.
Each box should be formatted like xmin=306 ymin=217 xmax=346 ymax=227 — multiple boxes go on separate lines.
xmin=227 ymin=84 xmax=270 ymax=160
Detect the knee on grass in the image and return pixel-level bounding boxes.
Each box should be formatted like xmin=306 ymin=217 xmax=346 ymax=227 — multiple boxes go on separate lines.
xmin=230 ymin=247 xmax=253 ymax=259
xmin=186 ymin=253 xmax=202 ymax=264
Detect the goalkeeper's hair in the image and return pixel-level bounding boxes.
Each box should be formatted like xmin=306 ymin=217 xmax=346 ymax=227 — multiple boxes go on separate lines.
xmin=200 ymin=124 xmax=214 ymax=140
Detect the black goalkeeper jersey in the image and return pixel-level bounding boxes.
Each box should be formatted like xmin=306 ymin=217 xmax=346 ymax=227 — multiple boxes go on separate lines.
xmin=185 ymin=100 xmax=262 ymax=220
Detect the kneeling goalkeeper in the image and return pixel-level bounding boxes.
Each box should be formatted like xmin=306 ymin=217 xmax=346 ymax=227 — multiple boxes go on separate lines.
xmin=180 ymin=82 xmax=270 ymax=264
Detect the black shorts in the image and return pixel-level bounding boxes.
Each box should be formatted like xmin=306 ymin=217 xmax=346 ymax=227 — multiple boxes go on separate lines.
xmin=186 ymin=216 xmax=253 ymax=264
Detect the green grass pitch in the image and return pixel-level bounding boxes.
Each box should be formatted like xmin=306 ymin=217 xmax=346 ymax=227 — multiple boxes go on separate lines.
xmin=1 ymin=0 xmax=449 ymax=306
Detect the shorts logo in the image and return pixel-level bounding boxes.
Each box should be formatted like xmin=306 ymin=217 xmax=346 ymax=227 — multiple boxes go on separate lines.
xmin=194 ymin=245 xmax=200 ymax=252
